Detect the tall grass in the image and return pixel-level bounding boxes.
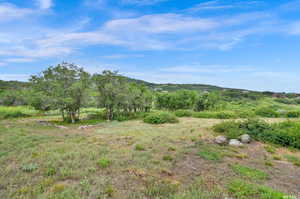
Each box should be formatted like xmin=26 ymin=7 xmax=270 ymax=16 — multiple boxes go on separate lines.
xmin=0 ymin=106 xmax=38 ymax=119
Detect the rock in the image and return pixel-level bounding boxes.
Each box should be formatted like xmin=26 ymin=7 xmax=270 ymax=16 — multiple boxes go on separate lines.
xmin=240 ymin=134 xmax=251 ymax=143
xmin=55 ymin=125 xmax=68 ymax=129
xmin=229 ymin=139 xmax=243 ymax=147
xmin=78 ymin=125 xmax=95 ymax=130
xmin=215 ymin=136 xmax=227 ymax=145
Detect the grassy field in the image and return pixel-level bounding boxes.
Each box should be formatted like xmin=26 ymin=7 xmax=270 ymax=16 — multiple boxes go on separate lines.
xmin=1 ymin=116 xmax=300 ymax=199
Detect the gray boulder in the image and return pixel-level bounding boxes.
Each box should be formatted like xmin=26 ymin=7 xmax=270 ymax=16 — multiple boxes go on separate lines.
xmin=229 ymin=139 xmax=243 ymax=147
xmin=215 ymin=136 xmax=227 ymax=145
xmin=240 ymin=134 xmax=251 ymax=144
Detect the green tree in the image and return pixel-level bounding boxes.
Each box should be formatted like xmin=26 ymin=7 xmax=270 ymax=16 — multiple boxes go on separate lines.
xmin=30 ymin=62 xmax=90 ymax=123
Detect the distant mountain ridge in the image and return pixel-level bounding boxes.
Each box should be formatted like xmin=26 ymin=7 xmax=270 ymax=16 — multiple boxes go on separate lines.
xmin=0 ymin=77 xmax=293 ymax=95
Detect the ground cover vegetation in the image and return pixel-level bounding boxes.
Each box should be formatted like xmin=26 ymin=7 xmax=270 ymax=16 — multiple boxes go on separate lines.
xmin=1 ymin=62 xmax=300 ymax=198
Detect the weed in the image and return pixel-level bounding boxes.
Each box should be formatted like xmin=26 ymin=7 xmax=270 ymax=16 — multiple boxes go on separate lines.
xmin=227 ymin=179 xmax=289 ymax=199
xmin=198 ymin=147 xmax=222 ymax=161
xmin=264 ymin=145 xmax=276 ymax=154
xmin=97 ymin=157 xmax=112 ymax=168
xmin=21 ymin=163 xmax=38 ymax=173
xmin=163 ymin=155 xmax=174 ymax=161
xmin=231 ymin=164 xmax=269 ymax=180
xmin=134 ymin=144 xmax=146 ymax=151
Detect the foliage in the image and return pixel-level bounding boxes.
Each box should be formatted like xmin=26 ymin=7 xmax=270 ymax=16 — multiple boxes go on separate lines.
xmin=30 ymin=62 xmax=90 ymax=123
xmin=0 ymin=106 xmax=37 ymax=119
xmin=213 ymin=119 xmax=300 ymax=149
xmin=93 ymin=70 xmax=152 ymax=120
xmin=194 ymin=92 xmax=223 ymax=111
xmin=192 ymin=111 xmax=237 ymax=119
xmin=143 ymin=112 xmax=179 ymax=124
xmin=255 ymin=107 xmax=279 ymax=118
xmin=286 ymin=111 xmax=300 ymax=118
xmin=174 ymin=109 xmax=193 ymax=117
xmin=156 ymin=90 xmax=198 ymax=111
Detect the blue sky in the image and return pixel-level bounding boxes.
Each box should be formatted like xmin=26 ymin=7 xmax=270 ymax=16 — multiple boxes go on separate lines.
xmin=0 ymin=0 xmax=300 ymax=92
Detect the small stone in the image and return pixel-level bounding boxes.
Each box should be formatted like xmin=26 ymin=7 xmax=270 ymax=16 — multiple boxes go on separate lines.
xmin=240 ymin=134 xmax=251 ymax=143
xmin=215 ymin=136 xmax=227 ymax=145
xmin=229 ymin=139 xmax=243 ymax=147
xmin=55 ymin=125 xmax=68 ymax=129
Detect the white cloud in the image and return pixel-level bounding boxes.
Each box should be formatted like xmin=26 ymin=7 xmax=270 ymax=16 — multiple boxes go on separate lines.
xmin=103 ymin=14 xmax=218 ymax=33
xmin=4 ymin=58 xmax=35 ymax=63
xmin=36 ymin=0 xmax=53 ymax=10
xmin=0 ymin=3 xmax=33 ymax=21
xmin=188 ymin=0 xmax=262 ymax=12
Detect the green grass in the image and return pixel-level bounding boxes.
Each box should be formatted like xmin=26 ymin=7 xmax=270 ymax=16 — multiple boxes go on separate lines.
xmin=0 ymin=106 xmax=38 ymax=119
xmin=284 ymin=154 xmax=300 ymax=166
xmin=197 ymin=145 xmax=223 ymax=161
xmin=0 ymin=116 xmax=298 ymax=199
xmin=231 ymin=164 xmax=269 ymax=180
xmin=227 ymin=179 xmax=291 ymax=199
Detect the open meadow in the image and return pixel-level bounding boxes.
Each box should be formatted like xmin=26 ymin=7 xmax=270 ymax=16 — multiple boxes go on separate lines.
xmin=1 ymin=111 xmax=300 ymax=199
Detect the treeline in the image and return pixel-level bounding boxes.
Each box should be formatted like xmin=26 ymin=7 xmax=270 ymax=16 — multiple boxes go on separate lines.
xmin=26 ymin=63 xmax=153 ymax=123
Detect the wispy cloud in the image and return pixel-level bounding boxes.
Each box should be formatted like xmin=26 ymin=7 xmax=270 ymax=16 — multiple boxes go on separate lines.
xmin=187 ymin=0 xmax=262 ymax=12
xmin=4 ymin=58 xmax=35 ymax=63
xmin=0 ymin=3 xmax=33 ymax=21
xmin=121 ymin=0 xmax=168 ymax=6
xmin=36 ymin=0 xmax=53 ymax=10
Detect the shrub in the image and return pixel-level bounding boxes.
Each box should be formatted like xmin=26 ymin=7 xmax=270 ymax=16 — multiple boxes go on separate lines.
xmin=174 ymin=109 xmax=193 ymax=117
xmin=286 ymin=111 xmax=300 ymax=118
xmin=134 ymin=144 xmax=146 ymax=151
xmin=21 ymin=163 xmax=38 ymax=173
xmin=192 ymin=111 xmax=236 ymax=119
xmin=255 ymin=107 xmax=279 ymax=118
xmin=212 ymin=121 xmax=243 ymax=139
xmin=144 ymin=112 xmax=179 ymax=124
xmin=213 ymin=119 xmax=300 ymax=149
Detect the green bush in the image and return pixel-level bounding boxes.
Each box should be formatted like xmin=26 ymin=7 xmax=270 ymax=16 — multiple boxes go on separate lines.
xmin=192 ymin=111 xmax=236 ymax=119
xmin=286 ymin=111 xmax=300 ymax=118
xmin=213 ymin=119 xmax=300 ymax=149
xmin=212 ymin=121 xmax=242 ymax=139
xmin=174 ymin=109 xmax=193 ymax=117
xmin=144 ymin=112 xmax=179 ymax=124
xmin=255 ymin=107 xmax=279 ymax=118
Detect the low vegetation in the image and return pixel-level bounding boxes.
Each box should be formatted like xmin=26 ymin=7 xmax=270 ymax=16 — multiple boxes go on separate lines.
xmin=213 ymin=119 xmax=300 ymax=149
xmin=2 ymin=62 xmax=300 ymax=198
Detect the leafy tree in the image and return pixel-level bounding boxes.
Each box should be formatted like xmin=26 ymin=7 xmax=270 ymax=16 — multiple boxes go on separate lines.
xmin=194 ymin=92 xmax=222 ymax=111
xmin=30 ymin=62 xmax=90 ymax=123
xmin=93 ymin=71 xmax=153 ymax=120
xmin=156 ymin=90 xmax=198 ymax=111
